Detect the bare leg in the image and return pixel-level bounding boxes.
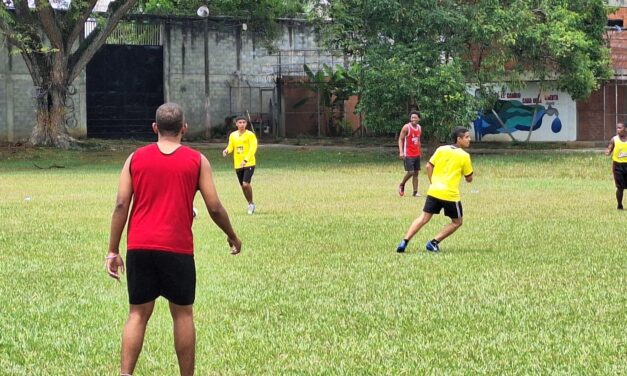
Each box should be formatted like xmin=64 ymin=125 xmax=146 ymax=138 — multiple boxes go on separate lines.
xmin=403 ymin=212 xmax=434 ymax=240
xmin=170 ymin=302 xmax=195 ymax=376
xmin=433 ymin=217 xmax=463 ymax=243
xmin=241 ymin=182 xmax=253 ymax=204
xmin=400 ymin=171 xmax=414 ymax=187
xmin=411 ymin=172 xmax=419 ymax=194
xmin=121 ymin=301 xmax=156 ymax=375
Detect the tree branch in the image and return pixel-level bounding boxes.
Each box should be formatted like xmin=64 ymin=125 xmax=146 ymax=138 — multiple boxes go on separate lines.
xmin=68 ymin=0 xmax=139 ymax=83
xmin=34 ymin=0 xmax=63 ymax=51
xmin=64 ymin=0 xmax=99 ymax=51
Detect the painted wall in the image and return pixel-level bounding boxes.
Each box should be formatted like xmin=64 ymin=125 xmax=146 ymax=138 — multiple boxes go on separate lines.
xmin=471 ymin=83 xmax=576 ymax=142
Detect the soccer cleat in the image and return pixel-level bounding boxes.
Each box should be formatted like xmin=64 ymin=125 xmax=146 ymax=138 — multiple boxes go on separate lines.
xmin=247 ymin=203 xmax=256 ymax=215
xmin=426 ymin=240 xmax=440 ymax=252
xmin=412 ymin=192 xmax=421 ymax=197
xmin=398 ymin=184 xmax=405 ymax=197
xmin=396 ymin=239 xmax=408 ymax=253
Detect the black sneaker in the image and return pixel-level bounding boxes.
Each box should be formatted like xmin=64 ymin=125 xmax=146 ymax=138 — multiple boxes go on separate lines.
xmin=396 ymin=239 xmax=408 ymax=253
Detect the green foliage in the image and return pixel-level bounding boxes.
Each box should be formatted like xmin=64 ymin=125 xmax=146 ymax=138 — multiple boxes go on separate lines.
xmin=312 ymin=0 xmax=613 ymax=137
xmin=0 ymin=145 xmax=625 ymax=374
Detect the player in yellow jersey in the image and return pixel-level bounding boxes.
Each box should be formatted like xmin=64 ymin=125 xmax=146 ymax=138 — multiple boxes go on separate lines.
xmin=605 ymin=122 xmax=627 ymax=210
xmin=396 ymin=126 xmax=473 ymax=253
xmin=223 ymin=116 xmax=258 ymax=214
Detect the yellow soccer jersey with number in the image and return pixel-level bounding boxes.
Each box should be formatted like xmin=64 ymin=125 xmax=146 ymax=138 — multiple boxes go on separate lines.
xmin=612 ymin=136 xmax=627 ymax=163
xmin=427 ymin=145 xmax=473 ymax=202
xmin=226 ymin=130 xmax=258 ymax=168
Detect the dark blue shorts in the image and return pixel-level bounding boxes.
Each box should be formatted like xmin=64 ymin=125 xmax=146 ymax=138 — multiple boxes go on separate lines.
xmin=126 ymin=250 xmax=196 ymax=306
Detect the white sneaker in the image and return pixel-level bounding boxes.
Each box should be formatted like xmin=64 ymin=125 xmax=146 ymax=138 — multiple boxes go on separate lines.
xmin=247 ymin=203 xmax=255 ymax=215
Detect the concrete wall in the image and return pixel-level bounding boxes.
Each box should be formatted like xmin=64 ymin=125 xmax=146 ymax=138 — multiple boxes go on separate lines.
xmin=163 ymin=19 xmax=340 ymax=139
xmin=1 ymin=18 xmax=334 ymax=142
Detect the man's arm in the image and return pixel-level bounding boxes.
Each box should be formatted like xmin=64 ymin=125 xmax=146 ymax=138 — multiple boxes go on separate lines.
xmin=223 ymin=134 xmax=234 ymax=157
xmin=606 ymin=137 xmax=615 ymax=156
xmin=198 ymin=155 xmax=241 ymax=253
xmin=106 ymin=154 xmax=134 ymax=281
xmin=398 ymin=125 xmax=407 ymax=159
xmin=426 ymin=162 xmax=434 ymax=184
xmin=243 ymin=133 xmax=258 ymax=167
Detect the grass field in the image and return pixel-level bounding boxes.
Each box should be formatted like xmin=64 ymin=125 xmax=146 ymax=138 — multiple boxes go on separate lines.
xmin=0 ymin=143 xmax=625 ymax=375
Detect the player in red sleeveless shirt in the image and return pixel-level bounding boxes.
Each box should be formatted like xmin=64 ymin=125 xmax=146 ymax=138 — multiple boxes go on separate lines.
xmin=105 ymin=103 xmax=241 ymax=376
xmin=398 ymin=111 xmax=423 ymax=197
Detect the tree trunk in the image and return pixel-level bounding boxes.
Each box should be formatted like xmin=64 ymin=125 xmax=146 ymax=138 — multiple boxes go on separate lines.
xmin=29 ymin=56 xmax=76 ymax=148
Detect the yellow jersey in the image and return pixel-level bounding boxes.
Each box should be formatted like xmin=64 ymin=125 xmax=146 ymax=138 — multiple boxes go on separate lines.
xmin=427 ymin=145 xmax=473 ymax=202
xmin=612 ymin=136 xmax=627 ymax=163
xmin=226 ymin=130 xmax=258 ymax=168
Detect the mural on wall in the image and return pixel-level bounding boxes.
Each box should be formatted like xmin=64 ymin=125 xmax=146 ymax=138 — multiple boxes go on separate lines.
xmin=473 ymin=98 xmax=562 ymax=141
xmin=470 ymin=84 xmax=576 ymax=141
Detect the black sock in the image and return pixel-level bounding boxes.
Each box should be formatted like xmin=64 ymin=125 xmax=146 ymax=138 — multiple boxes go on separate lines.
xmin=413 ymin=191 xmax=418 ymax=196
xmin=431 ymin=239 xmax=440 ymax=245
xmin=403 ymin=238 xmax=409 ymax=243
xmin=617 ymin=189 xmax=624 ymax=208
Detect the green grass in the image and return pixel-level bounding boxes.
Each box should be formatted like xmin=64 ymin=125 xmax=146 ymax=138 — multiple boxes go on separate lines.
xmin=0 ymin=144 xmax=625 ymax=375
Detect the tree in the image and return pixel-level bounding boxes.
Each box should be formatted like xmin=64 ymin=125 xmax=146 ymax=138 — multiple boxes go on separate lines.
xmin=0 ymin=0 xmax=139 ymax=147
xmin=311 ymin=0 xmax=613 ymax=142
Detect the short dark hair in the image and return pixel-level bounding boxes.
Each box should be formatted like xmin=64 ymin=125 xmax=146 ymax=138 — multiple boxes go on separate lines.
xmin=155 ymin=103 xmax=184 ymax=135
xmin=234 ymin=115 xmax=248 ymax=123
xmin=451 ymin=126 xmax=469 ymax=143
xmin=409 ymin=111 xmax=421 ymax=118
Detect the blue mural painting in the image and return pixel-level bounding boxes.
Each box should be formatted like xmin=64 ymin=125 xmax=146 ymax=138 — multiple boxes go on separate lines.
xmin=473 ymin=100 xmax=562 ymax=140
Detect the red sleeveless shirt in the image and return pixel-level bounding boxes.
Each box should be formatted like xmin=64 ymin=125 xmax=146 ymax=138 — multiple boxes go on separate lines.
xmin=127 ymin=144 xmax=201 ymax=255
xmin=403 ymin=123 xmax=422 ymax=157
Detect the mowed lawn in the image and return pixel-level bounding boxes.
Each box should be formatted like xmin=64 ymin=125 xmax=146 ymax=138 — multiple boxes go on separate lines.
xmin=0 ymin=143 xmax=624 ymax=375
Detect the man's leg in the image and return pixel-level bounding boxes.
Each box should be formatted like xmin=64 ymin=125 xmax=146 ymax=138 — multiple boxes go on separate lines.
xmin=121 ymin=301 xmax=156 ymax=375
xmin=433 ymin=217 xmax=463 ymax=243
xmin=617 ymin=188 xmax=624 ymax=209
xmin=411 ymin=172 xmax=419 ymax=196
xmin=169 ymin=302 xmax=195 ymax=376
xmin=397 ymin=212 xmax=433 ymax=252
xmin=241 ymin=182 xmax=253 ymax=204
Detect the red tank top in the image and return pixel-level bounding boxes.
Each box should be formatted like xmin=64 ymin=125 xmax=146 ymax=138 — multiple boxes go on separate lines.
xmin=127 ymin=144 xmax=201 ymax=255
xmin=403 ymin=123 xmax=422 ymax=157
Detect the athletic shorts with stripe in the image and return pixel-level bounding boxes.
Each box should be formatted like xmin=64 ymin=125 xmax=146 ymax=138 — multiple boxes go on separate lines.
xmin=423 ymin=195 xmax=463 ymax=219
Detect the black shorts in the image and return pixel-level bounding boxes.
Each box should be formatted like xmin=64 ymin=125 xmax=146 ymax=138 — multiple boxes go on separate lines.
xmin=423 ymin=195 xmax=463 ymax=219
xmin=126 ymin=250 xmax=196 ymax=306
xmin=613 ymin=162 xmax=627 ymax=189
xmin=404 ymin=157 xmax=421 ymax=172
xmin=236 ymin=166 xmax=255 ymax=185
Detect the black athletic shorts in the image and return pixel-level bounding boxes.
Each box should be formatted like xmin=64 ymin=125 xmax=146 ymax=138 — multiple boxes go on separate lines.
xmin=404 ymin=157 xmax=421 ymax=172
xmin=613 ymin=162 xmax=627 ymax=189
xmin=126 ymin=250 xmax=196 ymax=306
xmin=236 ymin=166 xmax=255 ymax=185
xmin=423 ymin=195 xmax=463 ymax=219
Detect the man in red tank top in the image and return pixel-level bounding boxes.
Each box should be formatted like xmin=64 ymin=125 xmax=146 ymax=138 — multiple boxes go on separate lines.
xmin=105 ymin=102 xmax=241 ymax=376
xmin=397 ymin=111 xmax=422 ymax=197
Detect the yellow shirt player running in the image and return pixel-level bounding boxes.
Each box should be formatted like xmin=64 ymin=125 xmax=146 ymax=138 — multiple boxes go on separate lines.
xmin=396 ymin=126 xmax=474 ymax=253
xmin=605 ymin=122 xmax=627 ymax=210
xmin=223 ymin=116 xmax=258 ymax=214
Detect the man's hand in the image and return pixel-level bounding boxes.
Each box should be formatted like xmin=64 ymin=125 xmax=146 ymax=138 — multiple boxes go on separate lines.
xmin=105 ymin=252 xmax=125 ymax=281
xmin=240 ymin=161 xmax=247 ymax=168
xmin=222 ymin=149 xmax=228 ymax=157
xmin=228 ymin=237 xmax=242 ymax=255
xmin=399 ymin=152 xmax=404 ymax=160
